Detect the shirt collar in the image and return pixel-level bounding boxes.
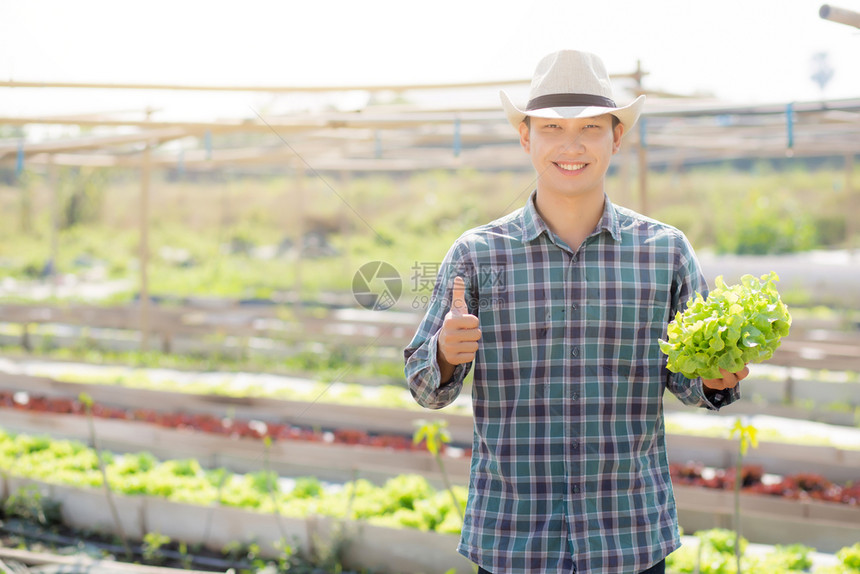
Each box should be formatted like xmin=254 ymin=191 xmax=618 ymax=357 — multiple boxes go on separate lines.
xmin=522 ymin=191 xmax=622 ymax=244
xmin=521 ymin=191 xmax=549 ymax=243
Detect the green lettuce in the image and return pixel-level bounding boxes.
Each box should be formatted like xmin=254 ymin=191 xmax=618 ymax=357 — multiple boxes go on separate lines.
xmin=658 ymin=271 xmax=792 ymax=379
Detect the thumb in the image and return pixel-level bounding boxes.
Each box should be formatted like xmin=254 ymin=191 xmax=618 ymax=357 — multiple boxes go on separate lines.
xmin=451 ymin=276 xmax=468 ymax=317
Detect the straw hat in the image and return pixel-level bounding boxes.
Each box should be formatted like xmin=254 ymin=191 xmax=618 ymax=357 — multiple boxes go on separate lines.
xmin=500 ymin=50 xmax=645 ymax=134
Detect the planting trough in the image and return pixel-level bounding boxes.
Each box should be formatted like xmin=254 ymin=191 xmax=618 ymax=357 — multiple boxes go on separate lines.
xmin=1 ymin=475 xmax=474 ymax=574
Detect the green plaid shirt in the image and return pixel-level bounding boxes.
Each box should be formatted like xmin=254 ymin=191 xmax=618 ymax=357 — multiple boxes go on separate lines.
xmin=404 ymin=192 xmax=739 ymax=574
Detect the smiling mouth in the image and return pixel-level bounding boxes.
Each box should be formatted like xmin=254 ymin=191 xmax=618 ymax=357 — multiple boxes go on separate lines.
xmin=555 ymin=162 xmax=587 ymax=173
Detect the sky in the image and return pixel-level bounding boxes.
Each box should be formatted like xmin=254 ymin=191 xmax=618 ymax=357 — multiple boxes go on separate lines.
xmin=1 ymin=0 xmax=859 ymax=123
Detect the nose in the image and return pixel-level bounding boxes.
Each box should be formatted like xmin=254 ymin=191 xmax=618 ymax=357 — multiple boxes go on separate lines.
xmin=562 ymin=131 xmax=586 ymax=153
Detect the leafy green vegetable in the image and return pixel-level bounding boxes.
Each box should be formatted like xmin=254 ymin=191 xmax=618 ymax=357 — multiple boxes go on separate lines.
xmin=0 ymin=427 xmax=464 ymax=534
xmin=667 ymin=531 xmax=819 ymax=574
xmin=659 ymin=272 xmax=791 ymax=379
xmin=837 ymin=542 xmax=860 ymax=570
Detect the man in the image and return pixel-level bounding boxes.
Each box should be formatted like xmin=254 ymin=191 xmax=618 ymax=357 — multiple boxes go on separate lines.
xmin=404 ymin=50 xmax=748 ymax=574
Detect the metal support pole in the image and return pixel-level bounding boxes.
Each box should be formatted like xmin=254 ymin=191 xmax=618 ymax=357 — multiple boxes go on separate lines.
xmin=786 ymin=103 xmax=795 ymax=155
xmin=453 ymin=117 xmax=462 ymax=158
xmin=820 ymin=4 xmax=860 ymax=29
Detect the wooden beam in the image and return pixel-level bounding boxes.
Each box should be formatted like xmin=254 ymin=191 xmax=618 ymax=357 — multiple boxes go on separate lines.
xmin=634 ymin=61 xmax=648 ymax=215
xmin=293 ymin=159 xmax=305 ymax=299
xmin=637 ymin=140 xmax=648 ymax=215
xmin=0 ymin=127 xmax=193 ymax=160
xmin=48 ymin=155 xmax=59 ymax=299
xmin=139 ymin=111 xmax=153 ymax=351
xmin=643 ymin=97 xmax=860 ymax=118
xmin=0 ymin=71 xmax=645 ymax=100
xmin=0 ymin=111 xmax=507 ymax=133
xmin=847 ymin=154 xmax=857 ymax=252
xmin=0 ymin=78 xmax=531 ymax=93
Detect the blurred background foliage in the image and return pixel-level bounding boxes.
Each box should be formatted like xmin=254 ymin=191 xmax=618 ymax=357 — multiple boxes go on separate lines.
xmin=0 ymin=160 xmax=856 ymax=301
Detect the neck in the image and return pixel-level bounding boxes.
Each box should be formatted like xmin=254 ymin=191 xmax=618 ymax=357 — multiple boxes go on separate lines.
xmin=533 ymin=189 xmax=605 ymax=251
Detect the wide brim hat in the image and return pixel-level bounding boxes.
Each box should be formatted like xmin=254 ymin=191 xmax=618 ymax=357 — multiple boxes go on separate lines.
xmin=501 ymin=50 xmax=645 ymax=136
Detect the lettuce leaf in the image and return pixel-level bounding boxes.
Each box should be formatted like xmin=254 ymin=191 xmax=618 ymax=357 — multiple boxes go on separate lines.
xmin=658 ymin=271 xmax=791 ymax=379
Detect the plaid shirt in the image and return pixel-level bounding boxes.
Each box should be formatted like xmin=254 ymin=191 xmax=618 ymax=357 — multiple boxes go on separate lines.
xmin=404 ymin=192 xmax=739 ymax=574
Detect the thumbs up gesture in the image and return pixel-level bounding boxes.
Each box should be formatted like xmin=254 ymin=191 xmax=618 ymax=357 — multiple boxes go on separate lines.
xmin=437 ymin=277 xmax=482 ymax=375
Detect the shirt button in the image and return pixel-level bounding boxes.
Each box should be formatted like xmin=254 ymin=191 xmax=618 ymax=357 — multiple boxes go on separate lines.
xmin=571 ymin=392 xmax=579 ymax=400
xmin=570 ymin=347 xmax=579 ymax=357
xmin=572 ymin=484 xmax=581 ymax=494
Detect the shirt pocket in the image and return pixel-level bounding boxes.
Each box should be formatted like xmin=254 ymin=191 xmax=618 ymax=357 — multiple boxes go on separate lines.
xmin=599 ymin=301 xmax=667 ymax=367
xmin=483 ymin=285 xmax=550 ymax=369
xmin=598 ymin=302 xmax=668 ymax=418
xmin=635 ymin=302 xmax=670 ymax=362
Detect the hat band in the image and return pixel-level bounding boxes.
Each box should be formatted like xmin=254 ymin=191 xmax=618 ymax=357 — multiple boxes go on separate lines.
xmin=526 ymin=93 xmax=616 ymax=111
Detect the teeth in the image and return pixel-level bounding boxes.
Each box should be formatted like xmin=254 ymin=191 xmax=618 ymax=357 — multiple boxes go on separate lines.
xmin=557 ymin=162 xmax=585 ymax=171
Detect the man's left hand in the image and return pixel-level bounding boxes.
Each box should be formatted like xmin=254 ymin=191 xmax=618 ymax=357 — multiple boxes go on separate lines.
xmin=702 ymin=366 xmax=750 ymax=390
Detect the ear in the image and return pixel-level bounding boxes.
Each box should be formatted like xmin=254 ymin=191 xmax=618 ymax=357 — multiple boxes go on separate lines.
xmin=611 ymin=122 xmax=625 ymax=155
xmin=518 ymin=120 xmax=531 ymax=153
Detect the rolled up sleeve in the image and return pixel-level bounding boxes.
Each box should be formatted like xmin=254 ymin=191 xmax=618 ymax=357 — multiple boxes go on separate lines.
xmin=664 ymin=232 xmax=741 ymax=411
xmin=404 ymin=241 xmax=475 ymax=410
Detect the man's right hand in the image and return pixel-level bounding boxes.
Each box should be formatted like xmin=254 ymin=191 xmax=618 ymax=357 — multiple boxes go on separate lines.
xmin=437 ymin=276 xmax=482 ymax=381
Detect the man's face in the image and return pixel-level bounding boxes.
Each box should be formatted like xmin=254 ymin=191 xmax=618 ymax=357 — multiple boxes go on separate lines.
xmin=518 ymin=113 xmax=623 ymax=200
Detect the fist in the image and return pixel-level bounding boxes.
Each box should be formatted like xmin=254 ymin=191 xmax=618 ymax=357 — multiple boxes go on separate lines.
xmin=702 ymin=366 xmax=750 ymax=391
xmin=437 ymin=276 xmax=482 ymax=366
